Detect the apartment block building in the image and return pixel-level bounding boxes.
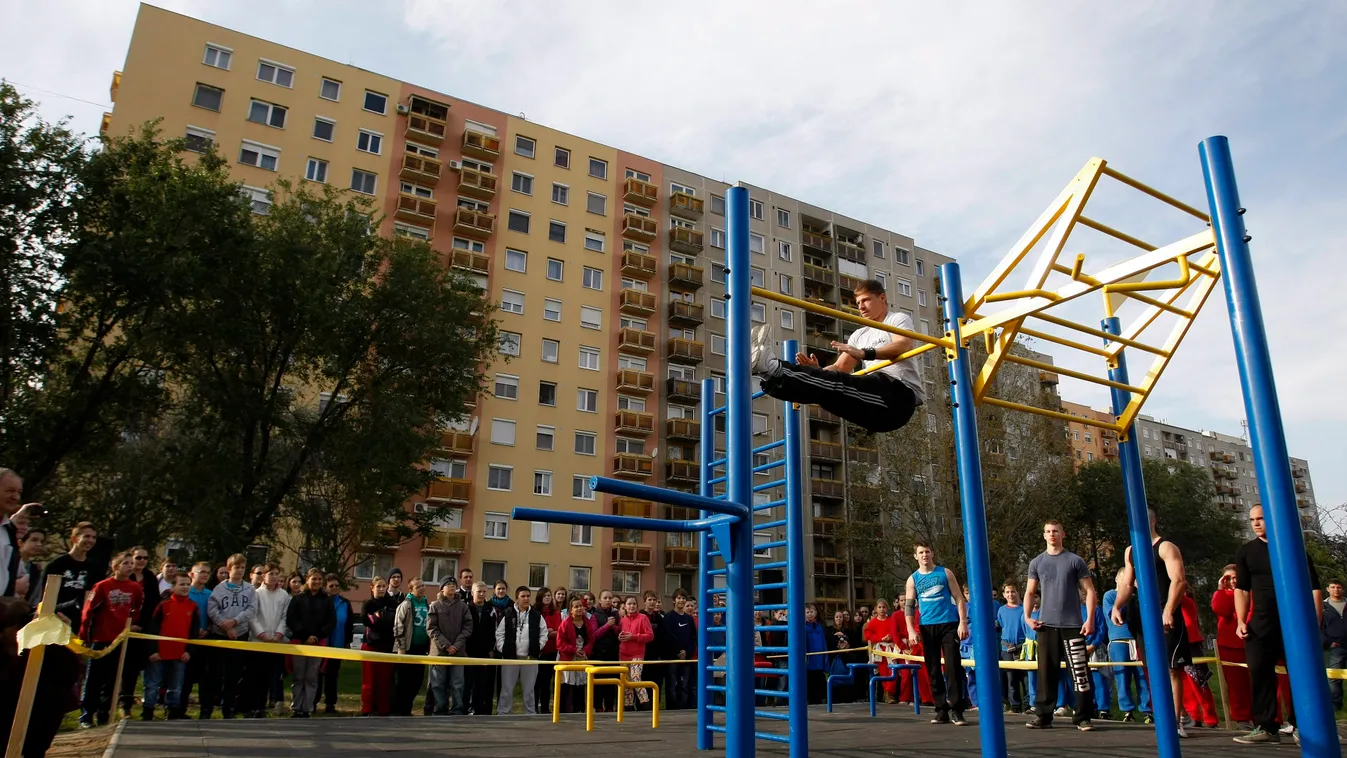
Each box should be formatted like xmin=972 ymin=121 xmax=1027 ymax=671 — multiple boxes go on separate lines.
xmin=1060 ymin=400 xmax=1120 ymax=467
xmin=102 ymin=4 xmax=950 ymax=608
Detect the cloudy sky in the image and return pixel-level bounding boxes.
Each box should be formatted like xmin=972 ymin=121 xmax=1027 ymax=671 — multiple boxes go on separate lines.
xmin=4 ymin=1 xmax=1345 ymax=522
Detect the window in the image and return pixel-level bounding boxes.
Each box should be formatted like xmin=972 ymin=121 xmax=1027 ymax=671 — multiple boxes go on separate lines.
xmin=918 ymin=290 xmax=928 ymax=307
xmin=711 ymin=334 xmax=727 ymax=355
xmin=320 ymin=78 xmax=341 ymax=101
xmin=781 ymin=310 xmax=794 ymax=330
xmin=752 ymin=412 xmax=769 ymax=435
xmin=485 ymin=513 xmax=510 ymax=539
xmin=481 ymin=561 xmax=506 ymax=586
xmin=540 ymin=259 xmax=563 ymax=283
xmin=541 ymin=338 xmax=559 ymax=363
xmin=255 ymin=60 xmax=294 ymax=87
xmin=353 ymin=554 xmax=394 ymax=581
xmin=751 ymin=267 xmax=766 ymax=287
xmin=241 ymin=186 xmax=271 ymax=215
xmin=749 ymin=199 xmax=764 ymax=220
xmin=552 ymin=183 xmax=568 ymax=205
xmin=751 ymin=302 xmax=766 ymax=323
xmin=584 ymin=232 xmax=605 ymax=252
xmin=538 ymin=380 xmax=557 ymax=407
xmin=507 ymin=210 xmax=530 ymax=234
xmin=511 ymin=172 xmax=533 ymax=195
xmin=554 ymin=146 xmax=570 ymax=168
xmin=875 ymin=271 xmax=888 ymax=290
xmin=577 ymin=388 xmax=598 ymax=412
xmin=530 ymin=522 xmax=550 ymax=545
xmin=580 ymin=306 xmax=602 ymax=330
xmin=570 ymin=525 xmax=593 ymax=546
xmin=192 ymin=83 xmax=224 ymax=111
xmin=363 ymin=90 xmax=388 ymax=114
xmin=589 ymin=157 xmax=607 ymax=179
xmin=778 ymin=273 xmax=793 ymax=295
xmin=350 ymin=169 xmax=377 ymax=195
xmin=312 ymin=117 xmax=335 ymax=142
xmin=896 ymin=248 xmax=911 ymax=265
xmin=711 ymin=298 xmax=726 ymax=319
xmin=872 ymin=240 xmax=885 ymax=259
xmin=184 ymin=126 xmax=214 ymax=152
xmin=238 ymin=141 xmax=280 ymax=171
xmin=487 ymin=465 xmax=513 ymax=491
xmin=515 ymin=135 xmax=535 ymax=158
xmin=395 ymin=223 xmax=431 ymax=243
xmin=536 ymin=424 xmax=555 ymax=450
xmin=490 ymin=419 xmax=516 ymax=446
xmin=534 ymin=471 xmax=553 ymax=496
xmin=498 ymin=331 xmax=521 ymax=356
xmin=421 ymin=557 xmax=458 ymax=585
xmin=711 ymin=264 xmax=727 ymax=283
xmin=543 ymin=298 xmax=562 ymax=322
xmin=400 ymin=181 xmax=432 ymax=199
xmin=710 ymin=228 xmax=725 ymax=249
xmin=711 ymin=195 xmax=726 ymax=215
xmin=613 ymin=570 xmax=640 ymax=594
xmin=582 ymin=267 xmax=603 ymax=290
xmin=527 ymin=563 xmax=548 ymax=587
xmin=916 ymin=260 xmax=926 ymax=277
xmin=504 ymin=248 xmax=527 ymax=273
xmin=305 ymin=157 xmax=328 ymax=183
xmin=776 ymin=208 xmax=791 ymax=228
xmin=896 ymin=279 xmax=913 ymax=297
xmin=569 ymin=567 xmax=592 ymax=593
xmin=579 ymin=346 xmax=600 ymax=370
xmin=247 ymin=100 xmax=287 ymax=128
xmin=750 ymin=233 xmax=765 ymax=254
xmin=549 ymin=220 xmax=566 ymax=243
xmin=778 ymin=241 xmax=792 ymax=261
xmin=572 ymin=476 xmax=594 ymax=499
xmin=574 ymin=432 xmax=597 ymax=456
xmin=354 ymin=129 xmax=382 ymax=154
xmin=203 ymin=44 xmax=232 ymax=70
xmin=586 ymin=192 xmax=607 ymax=215
xmin=494 ymin=374 xmax=519 ymax=400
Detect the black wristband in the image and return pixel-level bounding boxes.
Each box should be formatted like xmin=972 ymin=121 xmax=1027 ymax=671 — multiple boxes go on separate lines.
xmin=863 ymin=347 xmax=876 ymax=361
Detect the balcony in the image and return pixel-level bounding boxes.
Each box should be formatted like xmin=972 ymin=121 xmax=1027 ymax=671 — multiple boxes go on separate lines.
xmin=623 ymin=177 xmax=658 ymax=207
xmin=618 ymin=327 xmax=657 ymax=355
xmin=404 ymin=96 xmax=449 ymax=142
xmin=612 ymin=543 xmax=653 ymax=567
xmin=668 ymin=300 xmax=705 ymax=327
xmin=802 ymin=230 xmax=833 ymax=254
xmin=815 ymin=557 xmax=847 ymax=578
xmin=615 ymin=410 xmax=655 ymax=436
xmin=811 ymin=478 xmax=845 ymax=499
xmin=462 ymin=129 xmax=501 ymax=160
xmin=667 ymin=378 xmax=700 ymax=404
xmin=100 ymin=112 xmax=112 ymax=136
xmin=669 ymin=192 xmax=704 ymax=219
xmin=457 ymin=166 xmax=497 ymax=200
xmin=810 ymin=440 xmax=843 ymax=461
xmin=1039 ymin=371 xmax=1060 ymax=386
xmin=1223 ymin=452 xmax=1235 ymax=463
xmin=1208 ymin=450 xmax=1223 ymax=461
xmin=665 ymin=547 xmax=698 ymax=569
xmin=438 ymin=430 xmax=474 ymax=456
xmin=619 ymin=289 xmax=657 ymax=317
xmin=400 ymin=154 xmax=442 ymax=185
xmin=668 ymin=262 xmax=705 ymax=290
xmin=809 ymin=406 xmax=841 ymax=425
xmin=361 ymin=524 xmax=401 ymax=548
xmin=616 ymin=369 xmax=655 ymax=396
xmin=622 ymin=213 xmax=658 ymax=243
xmin=612 ymin=498 xmax=653 ymax=519
xmin=838 ymin=274 xmax=865 ymax=294
xmin=666 ymin=418 xmax=701 ymax=443
xmin=803 ymin=263 xmax=836 ymax=286
xmin=846 ymin=444 xmax=879 ymax=465
xmin=835 ymin=238 xmax=865 ymax=263
xmin=669 ymin=228 xmax=705 ymax=255
xmin=395 ymin=193 xmax=437 ymax=225
xmin=614 ymin=453 xmax=655 ymax=480
xmin=453 ymin=208 xmax=495 ymax=240
xmin=422 ymin=529 xmax=467 ymax=554
xmin=110 ymin=70 xmax=121 ymax=103
xmin=621 ymin=250 xmax=658 ymax=279
xmin=666 ymin=459 xmax=698 ymax=486
xmin=667 ymin=338 xmax=705 ymax=365
xmin=805 ymin=332 xmax=837 ymax=355
xmin=1295 ymin=481 xmax=1308 ymax=493
xmin=426 ymin=477 xmax=472 ymax=505
xmin=450 ymin=248 xmax=490 ymax=274
xmin=812 ymin=517 xmax=842 ymax=536
xmin=1293 ymin=468 xmax=1306 ymax=478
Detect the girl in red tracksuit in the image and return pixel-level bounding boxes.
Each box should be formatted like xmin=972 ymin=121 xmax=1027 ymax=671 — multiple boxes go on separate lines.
xmin=1180 ymin=593 xmax=1219 ymax=727
xmin=864 ymin=600 xmax=903 ymax=702
xmin=359 ymin=576 xmax=397 ymax=716
xmin=80 ymin=552 xmax=144 ymax=727
xmin=617 ymin=596 xmax=654 ymax=708
xmin=556 ymin=598 xmax=598 ymax=713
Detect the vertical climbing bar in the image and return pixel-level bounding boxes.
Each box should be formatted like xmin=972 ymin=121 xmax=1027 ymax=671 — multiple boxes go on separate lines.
xmin=938 ymin=263 xmax=1006 ymax=758
xmin=697 ymin=378 xmax=716 ymax=751
xmin=724 ymin=185 xmax=757 ymax=758
xmin=782 ymin=339 xmax=808 ymax=758
xmin=1199 ymin=136 xmax=1339 ymax=758
xmin=1103 ymin=316 xmax=1181 ymax=758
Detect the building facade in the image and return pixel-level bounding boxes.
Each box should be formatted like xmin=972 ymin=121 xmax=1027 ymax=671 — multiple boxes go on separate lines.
xmin=104 ymin=5 xmax=951 ymax=607
xmin=1060 ymin=400 xmax=1119 ymax=468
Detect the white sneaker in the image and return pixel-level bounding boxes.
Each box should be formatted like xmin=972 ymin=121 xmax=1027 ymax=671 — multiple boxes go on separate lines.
xmin=749 ymin=325 xmax=777 ymax=375
xmin=1177 ymin=724 xmax=1189 ymax=739
xmin=1280 ymin=723 xmax=1295 ymax=735
xmin=1054 ymin=707 xmax=1070 ymax=717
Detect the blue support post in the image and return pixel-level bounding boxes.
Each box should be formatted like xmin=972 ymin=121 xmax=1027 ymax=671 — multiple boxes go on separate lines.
xmin=1102 ymin=317 xmax=1181 ymax=758
xmin=782 ymin=340 xmax=807 ymax=758
xmin=937 ymin=263 xmax=1006 ymax=758
xmin=724 ymin=185 xmax=757 ymax=758
xmin=1199 ymin=136 xmax=1339 ymax=757
xmin=697 ymin=378 xmax=716 ymax=751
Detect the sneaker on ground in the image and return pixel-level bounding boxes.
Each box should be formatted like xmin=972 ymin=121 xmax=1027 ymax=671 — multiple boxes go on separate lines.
xmin=1233 ymin=727 xmax=1279 ymax=744
xmin=951 ymin=712 xmax=967 ymax=726
xmin=1143 ymin=713 xmax=1154 ymax=725
xmin=1177 ymin=724 xmax=1189 ymax=739
xmin=1122 ymin=712 xmax=1136 ymax=723
xmin=1280 ymin=723 xmax=1295 ymax=735
xmin=749 ymin=325 xmax=777 ymax=375
xmin=1097 ymin=712 xmax=1112 ymax=721
xmin=1077 ymin=720 xmax=1095 ymax=732
xmin=1054 ymin=707 xmax=1070 ymax=717
xmin=931 ymin=713 xmax=950 ymax=724
xmin=1026 ymin=718 xmax=1052 ymax=729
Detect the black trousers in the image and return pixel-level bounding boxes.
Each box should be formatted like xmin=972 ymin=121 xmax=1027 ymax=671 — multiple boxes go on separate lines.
xmin=1000 ymin=649 xmax=1027 ymax=711
xmin=466 ymin=659 xmax=495 ymax=714
xmin=391 ymin=643 xmax=429 ymax=716
xmin=762 ymin=365 xmax=917 ymax=433
xmin=314 ymin=658 xmax=342 ymax=709
xmin=202 ymin=637 xmax=244 ymax=717
xmin=1246 ymin=623 xmax=1292 ymax=732
xmin=1035 ymin=626 xmax=1092 ymax=725
xmin=806 ymin=669 xmax=827 ymax=705
xmin=118 ymin=639 xmax=152 ymax=712
xmin=922 ymin=622 xmax=967 ymax=714
xmin=240 ymin=652 xmax=279 ymax=714
xmin=536 ymin=652 xmax=556 ymax=712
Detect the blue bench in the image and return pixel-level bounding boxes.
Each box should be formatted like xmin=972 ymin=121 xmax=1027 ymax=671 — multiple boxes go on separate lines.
xmin=826 ymin=662 xmax=923 ymax=716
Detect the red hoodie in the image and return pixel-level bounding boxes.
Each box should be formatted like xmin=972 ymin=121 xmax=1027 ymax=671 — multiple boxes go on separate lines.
xmin=539 ymin=606 xmax=562 ymax=656
xmin=617 ymin=612 xmax=654 ymax=661
xmin=1180 ymin=594 xmax=1203 ymax=645
xmin=151 ymin=593 xmax=202 ymax=660
xmin=557 ymin=615 xmax=598 ymax=662
xmin=1211 ymin=588 xmax=1248 ymax=649
xmin=82 ymin=577 xmax=144 ymax=643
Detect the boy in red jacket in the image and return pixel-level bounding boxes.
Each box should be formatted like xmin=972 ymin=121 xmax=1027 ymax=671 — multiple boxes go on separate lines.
xmin=79 ymin=552 xmax=144 ymax=728
xmin=1179 ymin=592 xmax=1218 ymax=727
xmin=143 ymin=574 xmax=201 ymax=720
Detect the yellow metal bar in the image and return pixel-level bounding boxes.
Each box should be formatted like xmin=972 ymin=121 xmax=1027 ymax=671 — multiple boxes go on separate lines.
xmin=1077 ymin=215 xmax=1158 ymax=251
xmin=1101 ymin=165 xmax=1211 ymax=222
xmin=982 ymin=396 xmax=1124 ymax=433
xmin=1106 ymin=255 xmax=1190 ymax=295
xmin=852 ymin=340 xmax=943 ymax=377
xmin=750 ymin=286 xmax=952 ymax=349
xmin=972 ymin=319 xmax=1014 ymax=403
xmin=1031 ymin=313 xmax=1170 ymax=356
xmin=1117 ymin=289 xmax=1193 ymax=318
xmin=982 ymin=288 xmax=1062 ymax=304
xmin=1108 ymin=250 xmax=1219 ymax=358
xmin=1001 ymin=352 xmax=1146 ymax=395
xmin=1187 ymin=258 xmax=1220 ymax=278
xmin=1018 ymin=327 xmax=1111 ymax=357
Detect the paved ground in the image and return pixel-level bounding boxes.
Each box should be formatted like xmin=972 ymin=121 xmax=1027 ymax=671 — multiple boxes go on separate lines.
xmin=109 ymin=704 xmax=1326 ymax=757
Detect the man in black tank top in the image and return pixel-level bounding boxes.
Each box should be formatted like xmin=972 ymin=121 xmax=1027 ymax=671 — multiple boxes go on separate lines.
xmin=1110 ymin=506 xmax=1191 ymax=739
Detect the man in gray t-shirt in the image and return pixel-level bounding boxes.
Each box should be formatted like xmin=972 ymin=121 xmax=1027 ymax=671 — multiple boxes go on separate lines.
xmin=1024 ymin=520 xmax=1097 ymax=730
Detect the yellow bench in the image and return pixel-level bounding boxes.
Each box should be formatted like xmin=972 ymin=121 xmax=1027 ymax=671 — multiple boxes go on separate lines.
xmin=551 ymin=662 xmax=660 ymax=731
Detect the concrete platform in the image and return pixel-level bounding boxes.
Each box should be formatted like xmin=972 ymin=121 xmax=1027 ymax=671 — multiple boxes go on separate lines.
xmin=108 ymin=705 xmax=1323 ymax=757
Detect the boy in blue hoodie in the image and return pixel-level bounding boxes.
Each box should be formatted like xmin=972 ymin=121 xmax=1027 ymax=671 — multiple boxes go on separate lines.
xmin=1102 ymin=571 xmax=1152 ymax=723
xmin=803 ymin=604 xmax=829 ymax=704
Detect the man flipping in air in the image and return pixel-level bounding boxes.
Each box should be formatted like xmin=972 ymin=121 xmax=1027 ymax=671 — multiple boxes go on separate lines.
xmin=750 ymin=279 xmax=924 ymax=433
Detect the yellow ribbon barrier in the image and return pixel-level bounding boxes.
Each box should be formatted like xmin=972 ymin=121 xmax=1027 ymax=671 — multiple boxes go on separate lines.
xmin=867 ymin=647 xmax=1347 ymax=679
xmin=16 ymin=614 xmax=132 ymax=660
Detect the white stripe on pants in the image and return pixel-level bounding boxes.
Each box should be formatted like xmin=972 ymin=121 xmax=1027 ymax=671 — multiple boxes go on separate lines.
xmin=497 ymin=663 xmax=538 ymax=715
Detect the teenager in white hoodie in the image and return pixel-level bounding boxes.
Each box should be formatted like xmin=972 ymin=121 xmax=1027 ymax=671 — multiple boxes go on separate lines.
xmin=243 ymin=564 xmax=291 ymax=718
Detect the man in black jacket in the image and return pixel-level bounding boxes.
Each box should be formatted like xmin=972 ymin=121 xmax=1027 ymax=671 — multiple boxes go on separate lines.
xmin=464 ymin=581 xmax=498 ymax=715
xmin=495 ymin=586 xmax=547 ymax=715
xmin=287 ymin=569 xmax=335 ymax=717
xmin=663 ymin=589 xmax=697 ymax=709
xmin=1322 ymin=580 xmax=1347 ymax=710
xmin=642 ymin=590 xmax=668 ymax=702
xmin=119 ymin=546 xmax=161 ymax=716
xmin=591 ymin=590 xmax=621 ymax=712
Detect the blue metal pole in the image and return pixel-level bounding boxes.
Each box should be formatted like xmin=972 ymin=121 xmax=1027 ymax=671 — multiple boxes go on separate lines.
xmin=589 ymin=476 xmax=749 ymax=518
xmin=697 ymin=378 xmax=716 ymax=751
xmin=1102 ymin=317 xmax=1181 ymax=758
xmin=1199 ymin=136 xmax=1338 ymax=757
xmin=782 ymin=339 xmax=808 ymax=758
xmin=724 ymin=185 xmax=757 ymax=758
xmin=937 ymin=263 xmax=1006 ymax=758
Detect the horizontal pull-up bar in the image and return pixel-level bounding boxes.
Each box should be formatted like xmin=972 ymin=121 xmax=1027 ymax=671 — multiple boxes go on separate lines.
xmin=983 ymin=288 xmax=1062 ymax=304
xmin=852 ymin=340 xmax=943 ymax=377
xmin=1113 ymin=289 xmax=1195 ymax=318
xmin=1100 ymin=165 xmax=1211 ymax=222
xmin=1077 ymin=215 xmax=1158 ymax=251
xmin=749 ymin=287 xmax=954 ymax=350
xmin=981 ymin=396 xmax=1124 ymax=433
xmin=511 ymin=506 xmax=737 ymax=533
xmin=1017 ymin=326 xmax=1110 ymax=357
xmin=589 ymin=476 xmax=750 ymax=519
xmin=1030 ymin=313 xmax=1170 ymax=356
xmin=1001 ymin=352 xmax=1146 ymax=395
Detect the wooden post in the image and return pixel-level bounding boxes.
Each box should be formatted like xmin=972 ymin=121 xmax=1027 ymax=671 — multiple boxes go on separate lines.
xmin=1212 ymin=645 xmax=1233 ymax=731
xmin=6 ymin=575 xmax=62 ymax=758
xmin=107 ymin=618 xmax=134 ymax=722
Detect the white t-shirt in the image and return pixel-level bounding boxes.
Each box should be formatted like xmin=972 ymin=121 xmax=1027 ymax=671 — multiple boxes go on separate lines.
xmin=846 ymin=311 xmax=925 ymax=404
